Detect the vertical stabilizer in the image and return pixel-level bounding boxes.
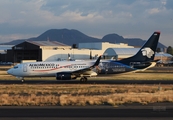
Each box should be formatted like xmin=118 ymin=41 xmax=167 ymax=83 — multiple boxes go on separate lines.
xmin=119 ymin=32 xmax=160 ymax=64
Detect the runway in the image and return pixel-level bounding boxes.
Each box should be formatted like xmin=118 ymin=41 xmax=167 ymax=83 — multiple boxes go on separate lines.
xmin=0 ymin=104 xmax=173 ymax=119
xmin=0 ymin=79 xmax=173 ymax=85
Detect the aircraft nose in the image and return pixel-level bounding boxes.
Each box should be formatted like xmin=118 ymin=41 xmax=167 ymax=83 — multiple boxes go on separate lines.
xmin=7 ymin=69 xmax=13 ymax=75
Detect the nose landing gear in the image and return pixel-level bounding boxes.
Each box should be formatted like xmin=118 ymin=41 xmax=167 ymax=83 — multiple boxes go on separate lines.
xmin=21 ymin=79 xmax=25 ymax=83
xmin=16 ymin=77 xmax=25 ymax=83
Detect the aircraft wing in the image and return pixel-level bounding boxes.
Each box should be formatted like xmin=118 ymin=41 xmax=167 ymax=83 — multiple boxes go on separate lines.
xmin=70 ymin=55 xmax=101 ymax=77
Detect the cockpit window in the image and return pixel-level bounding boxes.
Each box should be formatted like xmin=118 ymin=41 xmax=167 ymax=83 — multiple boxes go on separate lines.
xmin=14 ymin=66 xmax=18 ymax=69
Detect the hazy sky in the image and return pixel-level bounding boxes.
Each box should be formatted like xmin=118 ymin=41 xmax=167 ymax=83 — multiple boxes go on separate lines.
xmin=0 ymin=0 xmax=172 ymax=47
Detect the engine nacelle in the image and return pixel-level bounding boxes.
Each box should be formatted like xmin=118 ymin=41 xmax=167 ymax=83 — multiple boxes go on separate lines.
xmin=56 ymin=72 xmax=74 ymax=80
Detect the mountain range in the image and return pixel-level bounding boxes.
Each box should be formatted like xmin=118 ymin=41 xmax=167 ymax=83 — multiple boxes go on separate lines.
xmin=2 ymin=29 xmax=166 ymax=48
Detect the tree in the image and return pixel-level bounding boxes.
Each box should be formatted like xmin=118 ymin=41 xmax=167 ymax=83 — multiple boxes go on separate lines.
xmin=166 ymin=46 xmax=173 ymax=55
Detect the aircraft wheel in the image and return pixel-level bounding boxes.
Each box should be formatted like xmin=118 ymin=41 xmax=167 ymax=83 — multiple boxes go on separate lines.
xmin=21 ymin=79 xmax=25 ymax=83
xmin=80 ymin=77 xmax=87 ymax=83
xmin=80 ymin=78 xmax=84 ymax=82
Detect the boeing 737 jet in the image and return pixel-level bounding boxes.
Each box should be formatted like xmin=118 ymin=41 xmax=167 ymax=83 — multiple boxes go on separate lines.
xmin=7 ymin=31 xmax=160 ymax=82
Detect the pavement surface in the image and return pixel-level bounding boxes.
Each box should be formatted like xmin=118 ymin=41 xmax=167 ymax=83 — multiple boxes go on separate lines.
xmin=0 ymin=104 xmax=173 ymax=119
xmin=0 ymin=79 xmax=173 ymax=84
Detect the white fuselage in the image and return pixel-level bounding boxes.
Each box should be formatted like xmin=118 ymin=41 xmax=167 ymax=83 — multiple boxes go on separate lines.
xmin=7 ymin=60 xmax=96 ymax=77
xmin=7 ymin=60 xmax=156 ymax=78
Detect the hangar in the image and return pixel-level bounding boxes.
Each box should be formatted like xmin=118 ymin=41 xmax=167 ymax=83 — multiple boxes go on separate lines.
xmin=6 ymin=41 xmax=70 ymax=63
xmin=103 ymin=48 xmax=173 ymax=62
xmin=103 ymin=48 xmax=140 ymax=60
xmin=0 ymin=45 xmax=14 ymax=63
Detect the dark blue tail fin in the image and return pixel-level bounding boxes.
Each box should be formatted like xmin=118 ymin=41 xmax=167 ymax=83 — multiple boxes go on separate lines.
xmin=119 ymin=31 xmax=160 ymax=64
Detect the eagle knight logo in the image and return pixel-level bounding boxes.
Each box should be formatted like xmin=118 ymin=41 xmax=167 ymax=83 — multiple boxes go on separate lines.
xmin=141 ymin=47 xmax=154 ymax=58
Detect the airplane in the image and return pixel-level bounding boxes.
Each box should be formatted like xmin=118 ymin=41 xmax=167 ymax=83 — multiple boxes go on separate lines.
xmin=7 ymin=55 xmax=102 ymax=82
xmin=7 ymin=31 xmax=160 ymax=82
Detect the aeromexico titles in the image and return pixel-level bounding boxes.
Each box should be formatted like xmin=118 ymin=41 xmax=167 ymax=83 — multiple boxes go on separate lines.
xmin=7 ymin=31 xmax=160 ymax=82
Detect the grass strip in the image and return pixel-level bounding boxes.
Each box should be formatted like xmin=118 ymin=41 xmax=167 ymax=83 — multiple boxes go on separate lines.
xmin=0 ymin=84 xmax=173 ymax=106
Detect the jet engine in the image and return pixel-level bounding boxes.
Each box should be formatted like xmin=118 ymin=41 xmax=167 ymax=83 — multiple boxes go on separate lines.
xmin=56 ymin=72 xmax=76 ymax=80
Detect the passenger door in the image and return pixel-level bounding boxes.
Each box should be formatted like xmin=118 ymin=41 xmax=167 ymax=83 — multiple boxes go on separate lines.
xmin=23 ymin=63 xmax=27 ymax=72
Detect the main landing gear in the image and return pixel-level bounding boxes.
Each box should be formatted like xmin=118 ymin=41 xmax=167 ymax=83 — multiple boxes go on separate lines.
xmin=80 ymin=77 xmax=87 ymax=83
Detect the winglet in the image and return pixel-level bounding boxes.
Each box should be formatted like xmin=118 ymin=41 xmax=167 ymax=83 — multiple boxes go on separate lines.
xmin=92 ymin=55 xmax=102 ymax=67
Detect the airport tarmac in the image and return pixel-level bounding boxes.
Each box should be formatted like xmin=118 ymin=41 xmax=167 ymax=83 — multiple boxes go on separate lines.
xmin=0 ymin=79 xmax=173 ymax=85
xmin=0 ymin=104 xmax=173 ymax=119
